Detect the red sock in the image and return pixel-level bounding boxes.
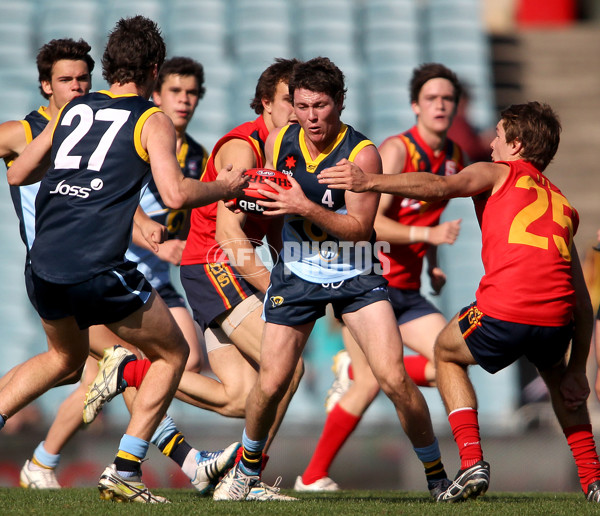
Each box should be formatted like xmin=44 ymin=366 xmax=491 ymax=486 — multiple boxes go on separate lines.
xmin=302 ymin=404 xmax=361 ymax=484
xmin=448 ymin=408 xmax=482 ymax=470
xmin=564 ymin=424 xmax=600 ymax=493
xmin=404 ymin=355 xmax=430 ymax=386
xmin=122 ymin=359 xmax=150 ymax=389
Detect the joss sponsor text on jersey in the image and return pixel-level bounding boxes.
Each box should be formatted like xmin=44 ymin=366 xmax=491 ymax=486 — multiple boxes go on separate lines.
xmin=48 ymin=178 xmax=104 ymax=199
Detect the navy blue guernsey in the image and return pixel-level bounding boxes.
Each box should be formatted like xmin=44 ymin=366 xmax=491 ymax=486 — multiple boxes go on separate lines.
xmin=272 ymin=123 xmax=377 ymax=283
xmin=30 ymin=91 xmax=160 ymax=284
xmin=6 ymin=108 xmax=50 ymax=252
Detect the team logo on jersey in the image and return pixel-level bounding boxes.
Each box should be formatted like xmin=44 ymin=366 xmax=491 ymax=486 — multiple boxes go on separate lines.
xmin=49 ymin=178 xmax=103 ymax=199
xmin=270 ymin=295 xmax=284 ymax=308
xmin=445 ymin=161 xmax=457 ymax=176
xmin=284 ymin=155 xmax=297 ymax=170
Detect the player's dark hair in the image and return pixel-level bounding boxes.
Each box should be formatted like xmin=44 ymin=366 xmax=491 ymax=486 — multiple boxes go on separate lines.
xmin=251 ymin=57 xmax=301 ymax=114
xmin=36 ymin=38 xmax=95 ymax=100
xmin=501 ymin=101 xmax=560 ymax=171
xmin=410 ymin=63 xmax=462 ymax=105
xmin=289 ymin=57 xmax=346 ymax=112
xmin=154 ymin=56 xmax=206 ymax=99
xmin=102 ymin=16 xmax=166 ymax=86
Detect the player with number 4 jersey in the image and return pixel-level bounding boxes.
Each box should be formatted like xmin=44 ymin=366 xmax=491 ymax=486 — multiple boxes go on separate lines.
xmin=272 ymin=122 xmax=377 ymax=283
xmin=212 ymin=57 xmax=451 ymax=502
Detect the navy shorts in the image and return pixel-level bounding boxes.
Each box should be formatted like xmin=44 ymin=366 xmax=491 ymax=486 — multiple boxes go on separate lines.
xmin=263 ymin=261 xmax=390 ymax=326
xmin=388 ymin=287 xmax=441 ymax=325
xmin=458 ymin=302 xmax=573 ymax=374
xmin=31 ymin=261 xmax=153 ymax=330
xmin=24 ymin=262 xmax=37 ymax=311
xmin=180 ymin=262 xmax=259 ymax=332
xmin=156 ymin=283 xmax=186 ymax=309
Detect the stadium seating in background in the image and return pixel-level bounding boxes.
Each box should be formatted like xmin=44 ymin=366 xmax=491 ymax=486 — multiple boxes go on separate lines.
xmin=0 ymin=0 xmax=36 ymax=71
xmin=167 ymin=0 xmax=229 ymax=66
xmin=425 ymin=0 xmax=496 ymax=131
xmin=293 ymin=0 xmax=366 ymax=129
xmin=167 ymin=0 xmax=234 ymax=148
xmin=38 ymin=0 xmax=105 ymax=74
xmin=294 ymin=0 xmax=358 ymax=65
xmin=229 ymin=0 xmax=295 ymax=127
xmin=363 ymin=0 xmax=422 ymax=144
xmin=104 ymin=0 xmax=167 ymax=33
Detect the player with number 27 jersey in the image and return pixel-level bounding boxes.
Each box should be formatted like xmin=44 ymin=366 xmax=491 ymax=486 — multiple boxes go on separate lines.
xmin=31 ymin=91 xmax=160 ymax=284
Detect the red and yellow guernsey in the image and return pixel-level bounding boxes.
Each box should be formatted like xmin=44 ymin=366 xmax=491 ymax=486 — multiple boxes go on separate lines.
xmin=380 ymin=126 xmax=464 ymax=289
xmin=181 ymin=116 xmax=271 ymax=265
xmin=474 ymin=159 xmax=577 ymax=326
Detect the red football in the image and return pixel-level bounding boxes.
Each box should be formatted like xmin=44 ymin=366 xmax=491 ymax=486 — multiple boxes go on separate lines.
xmin=234 ymin=168 xmax=292 ymax=214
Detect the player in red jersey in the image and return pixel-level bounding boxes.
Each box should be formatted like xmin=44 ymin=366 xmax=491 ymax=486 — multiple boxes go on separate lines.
xmin=319 ymin=101 xmax=600 ymax=503
xmin=296 ymin=63 xmax=463 ymax=492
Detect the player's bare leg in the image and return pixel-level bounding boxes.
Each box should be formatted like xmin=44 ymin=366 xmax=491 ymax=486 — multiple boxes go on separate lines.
xmin=107 ymin=291 xmax=188 ymax=442
xmin=0 ymin=316 xmax=89 ymax=419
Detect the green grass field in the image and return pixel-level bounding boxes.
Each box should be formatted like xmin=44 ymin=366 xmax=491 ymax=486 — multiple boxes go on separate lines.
xmin=0 ymin=488 xmax=597 ymax=516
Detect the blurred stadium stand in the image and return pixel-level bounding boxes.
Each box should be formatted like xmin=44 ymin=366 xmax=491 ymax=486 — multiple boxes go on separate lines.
xmin=2 ymin=0 xmax=600 ymax=494
xmin=5 ymin=0 xmax=596 ymax=446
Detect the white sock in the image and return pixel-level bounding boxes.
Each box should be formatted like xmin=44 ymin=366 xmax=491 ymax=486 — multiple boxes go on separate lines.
xmin=181 ymin=448 xmax=201 ymax=479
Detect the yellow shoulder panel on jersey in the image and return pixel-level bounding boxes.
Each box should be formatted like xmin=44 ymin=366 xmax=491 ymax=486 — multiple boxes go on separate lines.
xmin=134 ymin=107 xmax=162 ymax=162
xmin=272 ymin=124 xmax=291 ymax=168
xmin=19 ymin=120 xmax=33 ymax=144
xmin=50 ymin=104 xmax=67 ymax=143
xmin=348 ymin=139 xmax=375 ymax=163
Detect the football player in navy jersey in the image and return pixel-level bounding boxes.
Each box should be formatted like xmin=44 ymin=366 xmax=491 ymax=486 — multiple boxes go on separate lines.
xmin=0 ymin=37 xmax=99 ymax=488
xmin=81 ymin=59 xmax=304 ymax=501
xmin=130 ymin=56 xmax=210 ymax=374
xmin=9 ymin=51 xmax=236 ymax=494
xmin=296 ymin=63 xmax=464 ymax=492
xmin=4 ymin=16 xmax=245 ymax=503
xmin=213 ymin=57 xmax=450 ymax=501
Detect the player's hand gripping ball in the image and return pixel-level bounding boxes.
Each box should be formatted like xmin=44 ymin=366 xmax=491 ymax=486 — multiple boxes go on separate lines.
xmin=233 ymin=168 xmax=291 ymax=214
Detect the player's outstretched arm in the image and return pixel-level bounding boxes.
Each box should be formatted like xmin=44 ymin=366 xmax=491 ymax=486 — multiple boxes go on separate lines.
xmin=318 ymin=160 xmax=508 ymax=202
xmin=145 ymin=112 xmax=246 ymax=209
